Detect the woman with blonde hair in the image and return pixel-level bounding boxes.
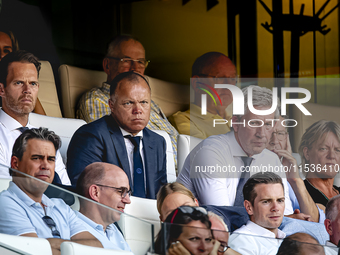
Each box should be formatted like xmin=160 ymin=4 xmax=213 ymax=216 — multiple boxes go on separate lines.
xmin=299 ymin=120 xmax=340 ymax=209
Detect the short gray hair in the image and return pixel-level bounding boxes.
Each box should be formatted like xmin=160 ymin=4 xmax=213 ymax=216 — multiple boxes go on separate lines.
xmin=326 ymin=194 xmax=340 ymax=221
xmin=207 ymin=211 xmax=229 ymax=232
xmin=235 ymin=85 xmax=280 ymax=120
xmin=106 ymin=35 xmax=140 ymax=57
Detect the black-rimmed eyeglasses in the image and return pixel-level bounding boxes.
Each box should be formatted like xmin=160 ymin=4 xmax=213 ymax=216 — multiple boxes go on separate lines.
xmin=106 ymin=57 xmax=150 ymax=68
xmin=42 ymin=215 xmax=61 ymax=238
xmin=95 ymin=184 xmax=132 ymax=198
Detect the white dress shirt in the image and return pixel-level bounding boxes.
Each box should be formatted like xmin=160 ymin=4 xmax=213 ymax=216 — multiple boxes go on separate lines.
xmin=325 ymin=241 xmax=339 ymax=255
xmin=0 ymin=110 xmax=70 ymax=185
xmin=177 ymin=130 xmax=293 ymax=215
xmin=120 ymin=127 xmax=146 ymax=190
xmin=229 ymin=220 xmax=285 ymax=255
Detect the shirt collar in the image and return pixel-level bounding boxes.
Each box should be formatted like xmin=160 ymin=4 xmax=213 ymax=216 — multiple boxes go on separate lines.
xmin=7 ymin=181 xmax=54 ymax=208
xmin=326 ymin=240 xmax=337 ymax=247
xmin=120 ymin=127 xmax=143 ymax=139
xmin=0 ymin=109 xmax=31 ymax=131
xmin=102 ymin=82 xmax=110 ymax=95
xmin=246 ymin=220 xmax=286 ymax=239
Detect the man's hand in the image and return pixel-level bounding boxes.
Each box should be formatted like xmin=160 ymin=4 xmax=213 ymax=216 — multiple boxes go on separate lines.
xmin=287 ymin=209 xmax=311 ymax=221
xmin=274 ymin=134 xmax=300 ymax=180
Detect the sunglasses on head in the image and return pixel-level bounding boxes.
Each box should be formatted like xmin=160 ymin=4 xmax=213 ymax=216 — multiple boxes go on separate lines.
xmin=169 ymin=206 xmax=208 ymax=224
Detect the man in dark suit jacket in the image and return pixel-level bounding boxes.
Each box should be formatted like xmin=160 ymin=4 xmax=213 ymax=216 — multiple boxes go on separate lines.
xmin=67 ymin=71 xmax=167 ymax=199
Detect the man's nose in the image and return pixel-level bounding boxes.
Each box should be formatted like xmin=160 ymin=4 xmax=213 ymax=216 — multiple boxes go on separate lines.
xmin=269 ymin=132 xmax=279 ymax=146
xmin=123 ymin=194 xmax=131 ymax=204
xmin=271 ymin=201 xmax=279 ymax=211
xmin=22 ymin=82 xmax=31 ymax=94
xmin=129 ymin=60 xmax=139 ymax=71
xmin=0 ymin=50 xmax=5 ymax=60
xmin=255 ymin=125 xmax=266 ymax=138
xmin=132 ymin=103 xmax=142 ymax=114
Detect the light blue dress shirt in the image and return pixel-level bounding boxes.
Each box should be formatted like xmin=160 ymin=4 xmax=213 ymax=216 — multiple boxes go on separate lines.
xmin=0 ymin=182 xmax=87 ymax=238
xmin=75 ymin=211 xmax=131 ymax=251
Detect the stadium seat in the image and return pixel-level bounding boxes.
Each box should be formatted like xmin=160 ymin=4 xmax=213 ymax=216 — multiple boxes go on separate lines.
xmin=177 ymin=134 xmax=202 ymax=173
xmin=150 ymin=129 xmax=176 ymax=182
xmin=29 ymin=113 xmax=86 ymax=164
xmin=117 ymin=196 xmax=159 ymax=255
xmin=39 ymin=61 xmax=63 ymax=118
xmin=0 ymin=233 xmax=52 ymax=255
xmin=60 ymin=242 xmax=134 ymax=255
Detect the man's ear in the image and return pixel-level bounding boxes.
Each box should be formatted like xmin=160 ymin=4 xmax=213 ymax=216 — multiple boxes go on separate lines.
xmin=103 ymin=58 xmax=111 ymax=76
xmin=11 ymin=156 xmax=19 ymax=170
xmin=88 ymin=185 xmax=100 ymax=202
xmin=324 ymin=219 xmax=333 ymax=236
xmin=303 ymin=147 xmax=309 ymax=161
xmin=108 ymin=98 xmax=114 ymax=113
xmin=191 ymin=75 xmax=201 ymax=92
xmin=194 ymin=198 xmax=199 ymax=206
xmin=0 ymin=83 xmax=5 ymax=97
xmin=244 ymin=200 xmax=253 ymax=216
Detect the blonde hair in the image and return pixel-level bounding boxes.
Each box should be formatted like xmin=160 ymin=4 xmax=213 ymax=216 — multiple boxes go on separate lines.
xmin=156 ymin=182 xmax=196 ymax=215
xmin=298 ymin=120 xmax=340 ymax=175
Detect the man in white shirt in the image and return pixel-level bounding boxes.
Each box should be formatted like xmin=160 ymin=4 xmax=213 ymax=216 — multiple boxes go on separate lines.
xmin=0 ymin=50 xmax=70 ymax=184
xmin=75 ymin=162 xmax=131 ymax=251
xmin=229 ymin=172 xmax=286 ymax=255
xmin=324 ymin=194 xmax=340 ymax=254
xmin=177 ymin=85 xmax=294 ymax=215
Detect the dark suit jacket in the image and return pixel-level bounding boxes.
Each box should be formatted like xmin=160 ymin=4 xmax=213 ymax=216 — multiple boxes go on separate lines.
xmin=67 ymin=115 xmax=167 ymax=199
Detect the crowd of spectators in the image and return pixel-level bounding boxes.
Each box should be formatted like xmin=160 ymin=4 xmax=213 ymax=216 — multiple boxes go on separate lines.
xmin=0 ymin=34 xmax=339 ymax=255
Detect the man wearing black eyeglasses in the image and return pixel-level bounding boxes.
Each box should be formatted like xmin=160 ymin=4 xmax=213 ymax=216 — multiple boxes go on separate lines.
xmin=75 ymin=162 xmax=132 ymax=251
xmin=76 ymin=35 xmax=178 ymax=167
xmin=0 ymin=128 xmax=102 ymax=254
xmin=169 ymin=52 xmax=236 ymax=139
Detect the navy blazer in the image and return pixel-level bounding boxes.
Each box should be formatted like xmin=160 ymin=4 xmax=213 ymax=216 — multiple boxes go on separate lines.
xmin=67 ymin=115 xmax=167 ymax=199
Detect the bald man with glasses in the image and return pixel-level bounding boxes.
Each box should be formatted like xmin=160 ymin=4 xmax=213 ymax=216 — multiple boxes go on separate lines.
xmin=75 ymin=162 xmax=132 ymax=251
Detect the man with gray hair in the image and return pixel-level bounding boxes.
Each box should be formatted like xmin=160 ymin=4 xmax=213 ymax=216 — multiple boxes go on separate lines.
xmin=177 ymin=85 xmax=294 ymax=214
xmin=324 ymin=195 xmax=340 ymax=252
xmin=0 ymin=128 xmax=102 ymax=254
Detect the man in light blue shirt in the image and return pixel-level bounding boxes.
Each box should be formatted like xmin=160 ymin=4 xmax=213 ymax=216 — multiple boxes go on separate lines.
xmin=76 ymin=162 xmax=132 ymax=251
xmin=0 ymin=127 xmax=102 ymax=254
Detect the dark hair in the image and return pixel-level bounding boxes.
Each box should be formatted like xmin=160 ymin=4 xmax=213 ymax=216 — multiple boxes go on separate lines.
xmin=76 ymin=162 xmax=106 ymax=198
xmin=0 ymin=50 xmax=41 ymax=87
xmin=12 ymin=127 xmax=61 ymax=162
xmin=276 ymin=233 xmax=322 ymax=255
xmin=109 ymin=71 xmax=150 ymax=96
xmin=0 ymin=30 xmax=19 ymax=52
xmin=106 ymin=34 xmax=141 ymax=57
xmin=192 ymin=52 xmax=230 ymax=76
xmin=243 ymin=172 xmax=284 ymax=205
xmin=154 ymin=206 xmax=212 ymax=253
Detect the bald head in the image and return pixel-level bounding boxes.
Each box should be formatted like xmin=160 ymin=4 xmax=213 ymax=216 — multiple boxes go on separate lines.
xmin=192 ymin=52 xmax=236 ymax=78
xmin=76 ymin=162 xmax=127 ymax=198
